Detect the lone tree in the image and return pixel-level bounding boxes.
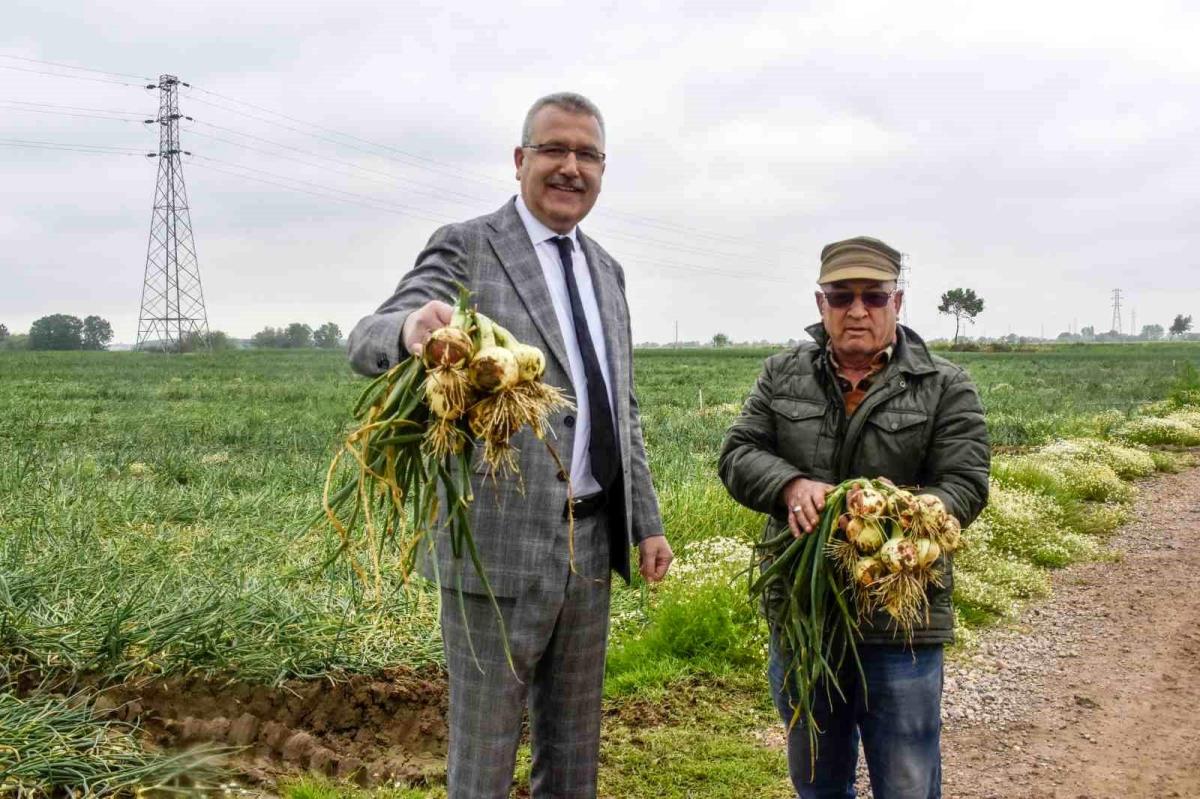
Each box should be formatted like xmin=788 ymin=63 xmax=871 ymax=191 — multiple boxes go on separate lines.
xmin=1170 ymin=314 xmax=1193 ymax=337
xmin=0 ymin=323 xmax=8 ymax=345
xmin=314 ymin=322 xmax=342 ymax=349
xmin=711 ymin=332 xmax=730 ymax=348
xmin=81 ymin=315 xmax=114 ymax=351
xmin=937 ymin=288 xmax=985 ymax=346
xmin=29 ymin=314 xmax=84 ymax=350
xmin=1140 ymin=324 xmax=1165 ymax=341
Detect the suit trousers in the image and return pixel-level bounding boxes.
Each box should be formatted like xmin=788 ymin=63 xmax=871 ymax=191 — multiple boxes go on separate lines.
xmin=440 ymin=511 xmax=612 ymax=799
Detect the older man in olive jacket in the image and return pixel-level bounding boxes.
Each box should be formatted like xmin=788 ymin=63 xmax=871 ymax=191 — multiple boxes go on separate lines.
xmin=718 ymin=236 xmax=989 ymax=799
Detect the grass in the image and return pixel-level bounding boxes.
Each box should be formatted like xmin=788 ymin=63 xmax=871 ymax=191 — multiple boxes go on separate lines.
xmin=0 ymin=691 xmax=216 ymax=796
xmin=1 ymin=342 xmax=1199 ymax=797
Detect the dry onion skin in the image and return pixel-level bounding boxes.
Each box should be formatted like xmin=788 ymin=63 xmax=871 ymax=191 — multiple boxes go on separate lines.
xmin=318 ymin=286 xmax=574 ymax=672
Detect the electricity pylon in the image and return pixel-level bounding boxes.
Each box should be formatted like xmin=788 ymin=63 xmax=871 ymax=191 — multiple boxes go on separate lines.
xmin=136 ymin=74 xmax=209 ymax=351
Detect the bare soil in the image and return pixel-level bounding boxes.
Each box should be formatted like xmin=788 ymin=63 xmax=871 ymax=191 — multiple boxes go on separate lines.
xmin=939 ymin=466 xmax=1200 ymax=798
xmin=78 ymin=667 xmax=448 ymax=788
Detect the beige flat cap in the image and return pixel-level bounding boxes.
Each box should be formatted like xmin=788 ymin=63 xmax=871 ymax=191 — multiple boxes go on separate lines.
xmin=819 ymin=236 xmax=902 ymax=283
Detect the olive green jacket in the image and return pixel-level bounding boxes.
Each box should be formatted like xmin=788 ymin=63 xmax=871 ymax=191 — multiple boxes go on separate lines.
xmin=718 ymin=323 xmax=990 ymax=645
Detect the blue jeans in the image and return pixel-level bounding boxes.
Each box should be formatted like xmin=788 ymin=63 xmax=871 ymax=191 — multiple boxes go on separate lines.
xmin=768 ymin=632 xmax=943 ymax=799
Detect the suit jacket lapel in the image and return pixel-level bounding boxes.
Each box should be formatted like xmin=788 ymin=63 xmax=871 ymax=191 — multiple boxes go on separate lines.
xmin=578 ymin=228 xmax=630 ymax=421
xmin=486 ymin=200 xmax=572 ymax=379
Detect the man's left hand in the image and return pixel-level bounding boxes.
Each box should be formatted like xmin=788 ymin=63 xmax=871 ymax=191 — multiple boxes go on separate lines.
xmin=638 ymin=536 xmax=673 ymax=583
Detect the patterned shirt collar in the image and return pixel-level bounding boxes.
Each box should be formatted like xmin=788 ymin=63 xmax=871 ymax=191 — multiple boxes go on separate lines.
xmin=827 ymin=342 xmax=893 ymax=377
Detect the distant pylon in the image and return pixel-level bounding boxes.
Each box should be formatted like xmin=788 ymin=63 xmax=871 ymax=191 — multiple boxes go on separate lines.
xmin=898 ymin=253 xmax=911 ymax=325
xmin=1110 ymin=288 xmax=1123 ymax=335
xmin=136 ymin=74 xmax=209 ymax=352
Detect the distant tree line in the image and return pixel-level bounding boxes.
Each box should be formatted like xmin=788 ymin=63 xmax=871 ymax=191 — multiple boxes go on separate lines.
xmin=250 ymin=322 xmax=342 ymax=349
xmin=0 ymin=314 xmax=114 ymax=351
xmin=0 ymin=317 xmax=345 ymax=352
xmin=1056 ymin=314 xmax=1194 ymax=342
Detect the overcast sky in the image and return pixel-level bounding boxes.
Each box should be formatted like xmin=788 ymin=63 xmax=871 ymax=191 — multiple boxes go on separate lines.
xmin=3 ymin=1 xmax=1198 ymax=345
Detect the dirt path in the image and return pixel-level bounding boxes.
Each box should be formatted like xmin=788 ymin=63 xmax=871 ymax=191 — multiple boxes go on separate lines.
xmin=938 ymin=466 xmax=1200 ymax=798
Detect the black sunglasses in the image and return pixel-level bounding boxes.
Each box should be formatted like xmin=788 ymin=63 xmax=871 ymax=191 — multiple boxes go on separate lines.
xmin=820 ymin=290 xmax=896 ymax=309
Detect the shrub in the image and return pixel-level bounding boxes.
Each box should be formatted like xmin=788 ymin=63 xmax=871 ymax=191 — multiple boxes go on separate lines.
xmin=954 ymin=548 xmax=1050 ymax=600
xmin=1166 ymin=409 xmax=1200 ymax=429
xmin=971 ymin=484 xmax=1097 ymax=567
xmin=1082 ymin=409 xmax=1127 ymax=438
xmin=1063 ymin=501 xmax=1129 ymax=537
xmin=1041 ymin=438 xmax=1155 ymax=480
xmin=952 ymin=570 xmax=1016 ymax=624
xmin=1049 ymin=460 xmax=1135 ymax=503
xmin=1114 ymin=417 xmax=1200 ymax=447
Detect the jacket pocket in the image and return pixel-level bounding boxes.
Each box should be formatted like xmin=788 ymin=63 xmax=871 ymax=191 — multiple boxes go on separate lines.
xmin=860 ymin=410 xmax=929 ymax=485
xmin=770 ymin=397 xmax=832 ymax=478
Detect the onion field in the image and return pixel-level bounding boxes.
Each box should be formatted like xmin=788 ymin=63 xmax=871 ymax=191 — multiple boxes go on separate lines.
xmin=1 ymin=343 xmax=1198 ymax=797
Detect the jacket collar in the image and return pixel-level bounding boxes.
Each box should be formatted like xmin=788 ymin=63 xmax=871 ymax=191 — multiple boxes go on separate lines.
xmin=805 ymin=322 xmax=938 ymax=377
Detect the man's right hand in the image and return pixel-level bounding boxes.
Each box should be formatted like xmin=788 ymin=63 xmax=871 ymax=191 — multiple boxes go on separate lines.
xmin=781 ymin=477 xmax=836 ymax=537
xmin=401 ymin=300 xmax=454 ymax=356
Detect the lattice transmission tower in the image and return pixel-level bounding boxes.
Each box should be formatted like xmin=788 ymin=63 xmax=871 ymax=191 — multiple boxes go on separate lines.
xmin=1110 ymin=288 xmax=1123 ymax=335
xmin=136 ymin=74 xmax=209 ymax=351
xmin=898 ymin=252 xmax=911 ymax=325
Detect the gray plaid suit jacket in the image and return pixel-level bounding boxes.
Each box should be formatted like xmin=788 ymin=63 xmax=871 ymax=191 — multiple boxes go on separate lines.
xmin=347 ymin=198 xmax=663 ymax=597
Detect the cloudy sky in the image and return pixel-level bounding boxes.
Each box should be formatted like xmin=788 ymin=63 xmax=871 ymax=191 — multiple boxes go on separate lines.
xmin=3 ymin=1 xmax=1198 ymax=345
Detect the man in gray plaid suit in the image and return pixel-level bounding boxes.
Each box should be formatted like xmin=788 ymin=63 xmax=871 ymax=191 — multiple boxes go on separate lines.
xmin=347 ymin=92 xmax=673 ymax=798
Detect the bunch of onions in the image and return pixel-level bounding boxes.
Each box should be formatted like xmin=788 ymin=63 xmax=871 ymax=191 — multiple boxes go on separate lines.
xmin=750 ymin=477 xmax=965 ymax=773
xmin=318 ymin=288 xmax=571 ymax=669
xmin=825 ymin=481 xmax=963 ymax=630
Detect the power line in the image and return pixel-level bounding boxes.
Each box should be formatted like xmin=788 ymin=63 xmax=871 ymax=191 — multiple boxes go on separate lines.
xmin=0 ymin=63 xmax=145 ymax=87
xmin=0 ymin=54 xmax=152 ymax=81
xmin=190 ymin=154 xmax=459 ymax=226
xmin=186 ymin=86 xmax=510 ymax=187
xmin=188 ymin=156 xmax=787 ymax=285
xmin=0 ymin=99 xmax=147 ymax=116
xmin=0 ymin=137 xmax=147 ymax=155
xmin=177 ymin=115 xmax=796 ymax=274
xmin=0 ymin=56 xmax=795 ymax=252
xmin=181 ymin=84 xmax=795 ymax=251
xmin=188 ymin=158 xmax=458 ymax=225
xmin=184 ymin=119 xmax=500 ymax=206
xmin=0 ymin=103 xmax=148 ymax=123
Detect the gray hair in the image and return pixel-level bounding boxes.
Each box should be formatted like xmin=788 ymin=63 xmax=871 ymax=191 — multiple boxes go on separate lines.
xmin=521 ymin=92 xmax=605 ymax=146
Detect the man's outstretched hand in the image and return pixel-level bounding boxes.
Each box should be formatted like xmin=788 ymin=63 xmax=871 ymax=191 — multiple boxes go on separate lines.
xmin=401 ymin=300 xmax=454 ymax=356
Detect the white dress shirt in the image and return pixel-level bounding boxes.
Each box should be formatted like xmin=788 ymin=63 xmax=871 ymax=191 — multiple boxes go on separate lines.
xmin=514 ymin=195 xmax=616 ymax=496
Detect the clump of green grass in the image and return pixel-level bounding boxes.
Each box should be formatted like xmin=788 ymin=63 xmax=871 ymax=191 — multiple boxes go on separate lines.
xmin=606 ymin=536 xmax=762 ymax=697
xmin=605 ymin=580 xmax=762 ymax=697
xmin=282 ymin=775 xmax=439 ymax=799
xmin=0 ymin=691 xmax=215 ymax=796
xmin=1149 ymin=450 xmax=1193 ymax=473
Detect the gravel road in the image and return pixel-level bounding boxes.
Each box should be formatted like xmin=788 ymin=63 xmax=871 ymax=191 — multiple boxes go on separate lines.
xmin=840 ymin=466 xmax=1200 ymax=797
xmin=930 ymin=466 xmax=1200 ymax=798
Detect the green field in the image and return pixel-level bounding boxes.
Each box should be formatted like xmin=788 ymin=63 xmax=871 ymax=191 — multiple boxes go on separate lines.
xmin=1 ymin=343 xmax=1198 ymax=797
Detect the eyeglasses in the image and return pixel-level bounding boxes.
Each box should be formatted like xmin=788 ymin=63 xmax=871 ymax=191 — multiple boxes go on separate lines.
xmin=523 ymin=143 xmax=606 ymax=166
xmin=820 ymin=289 xmax=896 ymax=309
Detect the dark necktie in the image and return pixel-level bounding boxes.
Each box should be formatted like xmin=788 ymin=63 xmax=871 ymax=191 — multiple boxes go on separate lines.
xmin=552 ymin=235 xmax=618 ymax=491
